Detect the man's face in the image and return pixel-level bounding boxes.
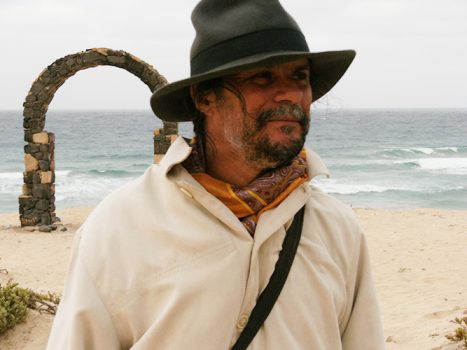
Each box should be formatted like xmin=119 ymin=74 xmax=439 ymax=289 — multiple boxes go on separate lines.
xmin=203 ymin=58 xmax=312 ymax=170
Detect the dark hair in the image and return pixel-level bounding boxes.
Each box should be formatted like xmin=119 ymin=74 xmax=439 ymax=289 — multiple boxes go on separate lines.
xmin=190 ymin=78 xmax=224 ymax=140
xmin=190 ymin=77 xmax=250 ymax=140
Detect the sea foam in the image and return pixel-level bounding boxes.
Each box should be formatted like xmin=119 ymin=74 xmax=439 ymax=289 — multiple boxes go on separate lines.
xmin=415 ymin=158 xmax=467 ymax=175
xmin=313 ymin=179 xmax=396 ymax=195
xmin=379 ymin=147 xmax=459 ymax=158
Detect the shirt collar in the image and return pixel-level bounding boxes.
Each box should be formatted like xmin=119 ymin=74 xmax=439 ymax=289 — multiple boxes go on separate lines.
xmin=305 ymin=147 xmax=330 ymax=180
xmin=158 ymin=136 xmax=193 ymax=175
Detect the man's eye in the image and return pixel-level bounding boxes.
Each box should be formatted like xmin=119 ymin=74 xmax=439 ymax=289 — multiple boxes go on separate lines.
xmin=294 ymin=71 xmax=310 ymax=81
xmin=251 ymin=72 xmax=273 ymax=84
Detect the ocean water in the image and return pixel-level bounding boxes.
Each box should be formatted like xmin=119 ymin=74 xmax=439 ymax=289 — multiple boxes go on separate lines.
xmin=1 ymin=109 xmax=466 ymax=213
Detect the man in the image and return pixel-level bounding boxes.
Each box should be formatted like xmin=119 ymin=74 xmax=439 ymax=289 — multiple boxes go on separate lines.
xmin=47 ymin=0 xmax=385 ymax=349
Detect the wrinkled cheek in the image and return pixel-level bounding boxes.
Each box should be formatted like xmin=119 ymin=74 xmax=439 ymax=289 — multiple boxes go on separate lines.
xmin=223 ymin=122 xmax=246 ymax=148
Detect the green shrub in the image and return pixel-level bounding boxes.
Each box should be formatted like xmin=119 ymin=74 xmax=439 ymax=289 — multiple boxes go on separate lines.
xmin=0 ymin=282 xmax=30 ymax=334
xmin=0 ymin=282 xmax=60 ymax=335
xmin=446 ymin=316 xmax=467 ymax=349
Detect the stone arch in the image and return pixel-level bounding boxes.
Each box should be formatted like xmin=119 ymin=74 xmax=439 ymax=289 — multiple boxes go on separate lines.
xmin=19 ymin=48 xmax=177 ymax=227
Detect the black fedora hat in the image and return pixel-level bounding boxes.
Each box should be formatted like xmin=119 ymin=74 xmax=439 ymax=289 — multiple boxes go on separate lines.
xmin=150 ymin=0 xmax=356 ymax=122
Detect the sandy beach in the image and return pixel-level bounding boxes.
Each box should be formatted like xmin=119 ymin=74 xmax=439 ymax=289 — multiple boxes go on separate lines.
xmin=1 ymin=207 xmax=466 ymax=349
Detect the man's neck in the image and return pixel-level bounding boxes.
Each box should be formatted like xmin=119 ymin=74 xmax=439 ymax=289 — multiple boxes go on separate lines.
xmin=204 ymin=142 xmax=262 ymax=187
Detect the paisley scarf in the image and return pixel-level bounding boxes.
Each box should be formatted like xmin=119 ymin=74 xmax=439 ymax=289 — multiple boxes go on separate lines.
xmin=182 ymin=138 xmax=308 ymax=235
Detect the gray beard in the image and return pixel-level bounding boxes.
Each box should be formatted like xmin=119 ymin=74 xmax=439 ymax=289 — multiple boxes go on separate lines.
xmin=246 ymin=134 xmax=306 ymax=170
xmin=243 ymin=103 xmax=309 ymax=169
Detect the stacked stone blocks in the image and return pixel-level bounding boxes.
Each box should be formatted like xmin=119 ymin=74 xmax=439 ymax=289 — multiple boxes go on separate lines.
xmin=20 ymin=132 xmax=56 ymax=226
xmin=20 ymin=48 xmax=175 ymax=226
xmin=154 ymin=122 xmax=179 ymax=163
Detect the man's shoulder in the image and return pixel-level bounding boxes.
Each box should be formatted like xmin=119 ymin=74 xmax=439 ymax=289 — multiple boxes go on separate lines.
xmin=304 ymin=183 xmax=362 ymax=245
xmin=95 ymin=164 xmax=173 ymax=211
xmin=78 ymin=164 xmax=180 ymax=237
xmin=92 ymin=136 xmax=193 ymax=217
xmin=74 ymin=163 xmax=189 ymax=271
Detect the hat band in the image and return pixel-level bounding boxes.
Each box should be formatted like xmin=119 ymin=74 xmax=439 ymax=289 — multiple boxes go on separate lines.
xmin=190 ymin=28 xmax=309 ymax=76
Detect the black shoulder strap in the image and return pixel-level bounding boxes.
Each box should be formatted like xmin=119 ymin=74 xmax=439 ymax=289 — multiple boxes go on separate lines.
xmin=231 ymin=205 xmax=306 ymax=350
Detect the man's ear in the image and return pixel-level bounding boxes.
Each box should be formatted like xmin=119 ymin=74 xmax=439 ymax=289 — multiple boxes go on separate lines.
xmin=189 ymin=85 xmax=217 ymax=114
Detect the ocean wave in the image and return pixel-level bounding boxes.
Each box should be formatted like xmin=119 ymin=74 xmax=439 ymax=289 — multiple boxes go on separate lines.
xmin=56 ymin=170 xmax=71 ymax=176
xmin=378 ymin=147 xmax=459 ymax=158
xmin=437 ymin=147 xmax=459 ymax=153
xmin=87 ymin=153 xmax=153 ymax=161
xmin=312 ymin=179 xmax=399 ymax=195
xmin=312 ymin=178 xmax=466 ymax=196
xmin=54 ymin=176 xmax=134 ymax=203
xmin=0 ymin=168 xmax=136 ymax=184
xmin=333 ymin=159 xmax=419 ymax=170
xmin=390 ymin=158 xmax=467 ymax=175
xmin=0 ymin=170 xmax=71 ymax=179
xmin=0 ymin=172 xmax=23 ymax=180
xmin=0 ymin=172 xmax=23 ymax=196
xmin=86 ymin=169 xmax=136 ymax=177
xmin=405 ymin=147 xmax=435 ymax=155
xmin=414 ymin=158 xmax=467 ymax=175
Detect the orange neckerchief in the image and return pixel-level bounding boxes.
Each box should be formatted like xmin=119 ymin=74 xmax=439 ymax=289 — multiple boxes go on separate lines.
xmin=182 ymin=138 xmax=308 ymax=235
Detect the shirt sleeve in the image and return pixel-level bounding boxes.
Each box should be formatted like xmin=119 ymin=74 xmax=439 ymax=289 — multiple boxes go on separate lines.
xmin=341 ymin=233 xmax=386 ymax=349
xmin=46 ymin=238 xmax=121 ymax=350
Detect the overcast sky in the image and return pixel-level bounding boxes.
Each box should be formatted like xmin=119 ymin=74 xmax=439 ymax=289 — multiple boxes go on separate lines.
xmin=1 ymin=0 xmax=466 ymax=110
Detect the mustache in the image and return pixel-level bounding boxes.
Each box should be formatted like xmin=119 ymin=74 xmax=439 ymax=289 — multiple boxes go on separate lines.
xmin=256 ymin=103 xmax=309 ymax=129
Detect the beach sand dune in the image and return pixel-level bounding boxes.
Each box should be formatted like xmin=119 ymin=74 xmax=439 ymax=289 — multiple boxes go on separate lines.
xmin=1 ymin=207 xmax=466 ymax=349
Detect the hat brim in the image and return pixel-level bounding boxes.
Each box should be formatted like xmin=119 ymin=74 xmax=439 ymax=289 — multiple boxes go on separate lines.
xmin=150 ymin=49 xmax=356 ymax=122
